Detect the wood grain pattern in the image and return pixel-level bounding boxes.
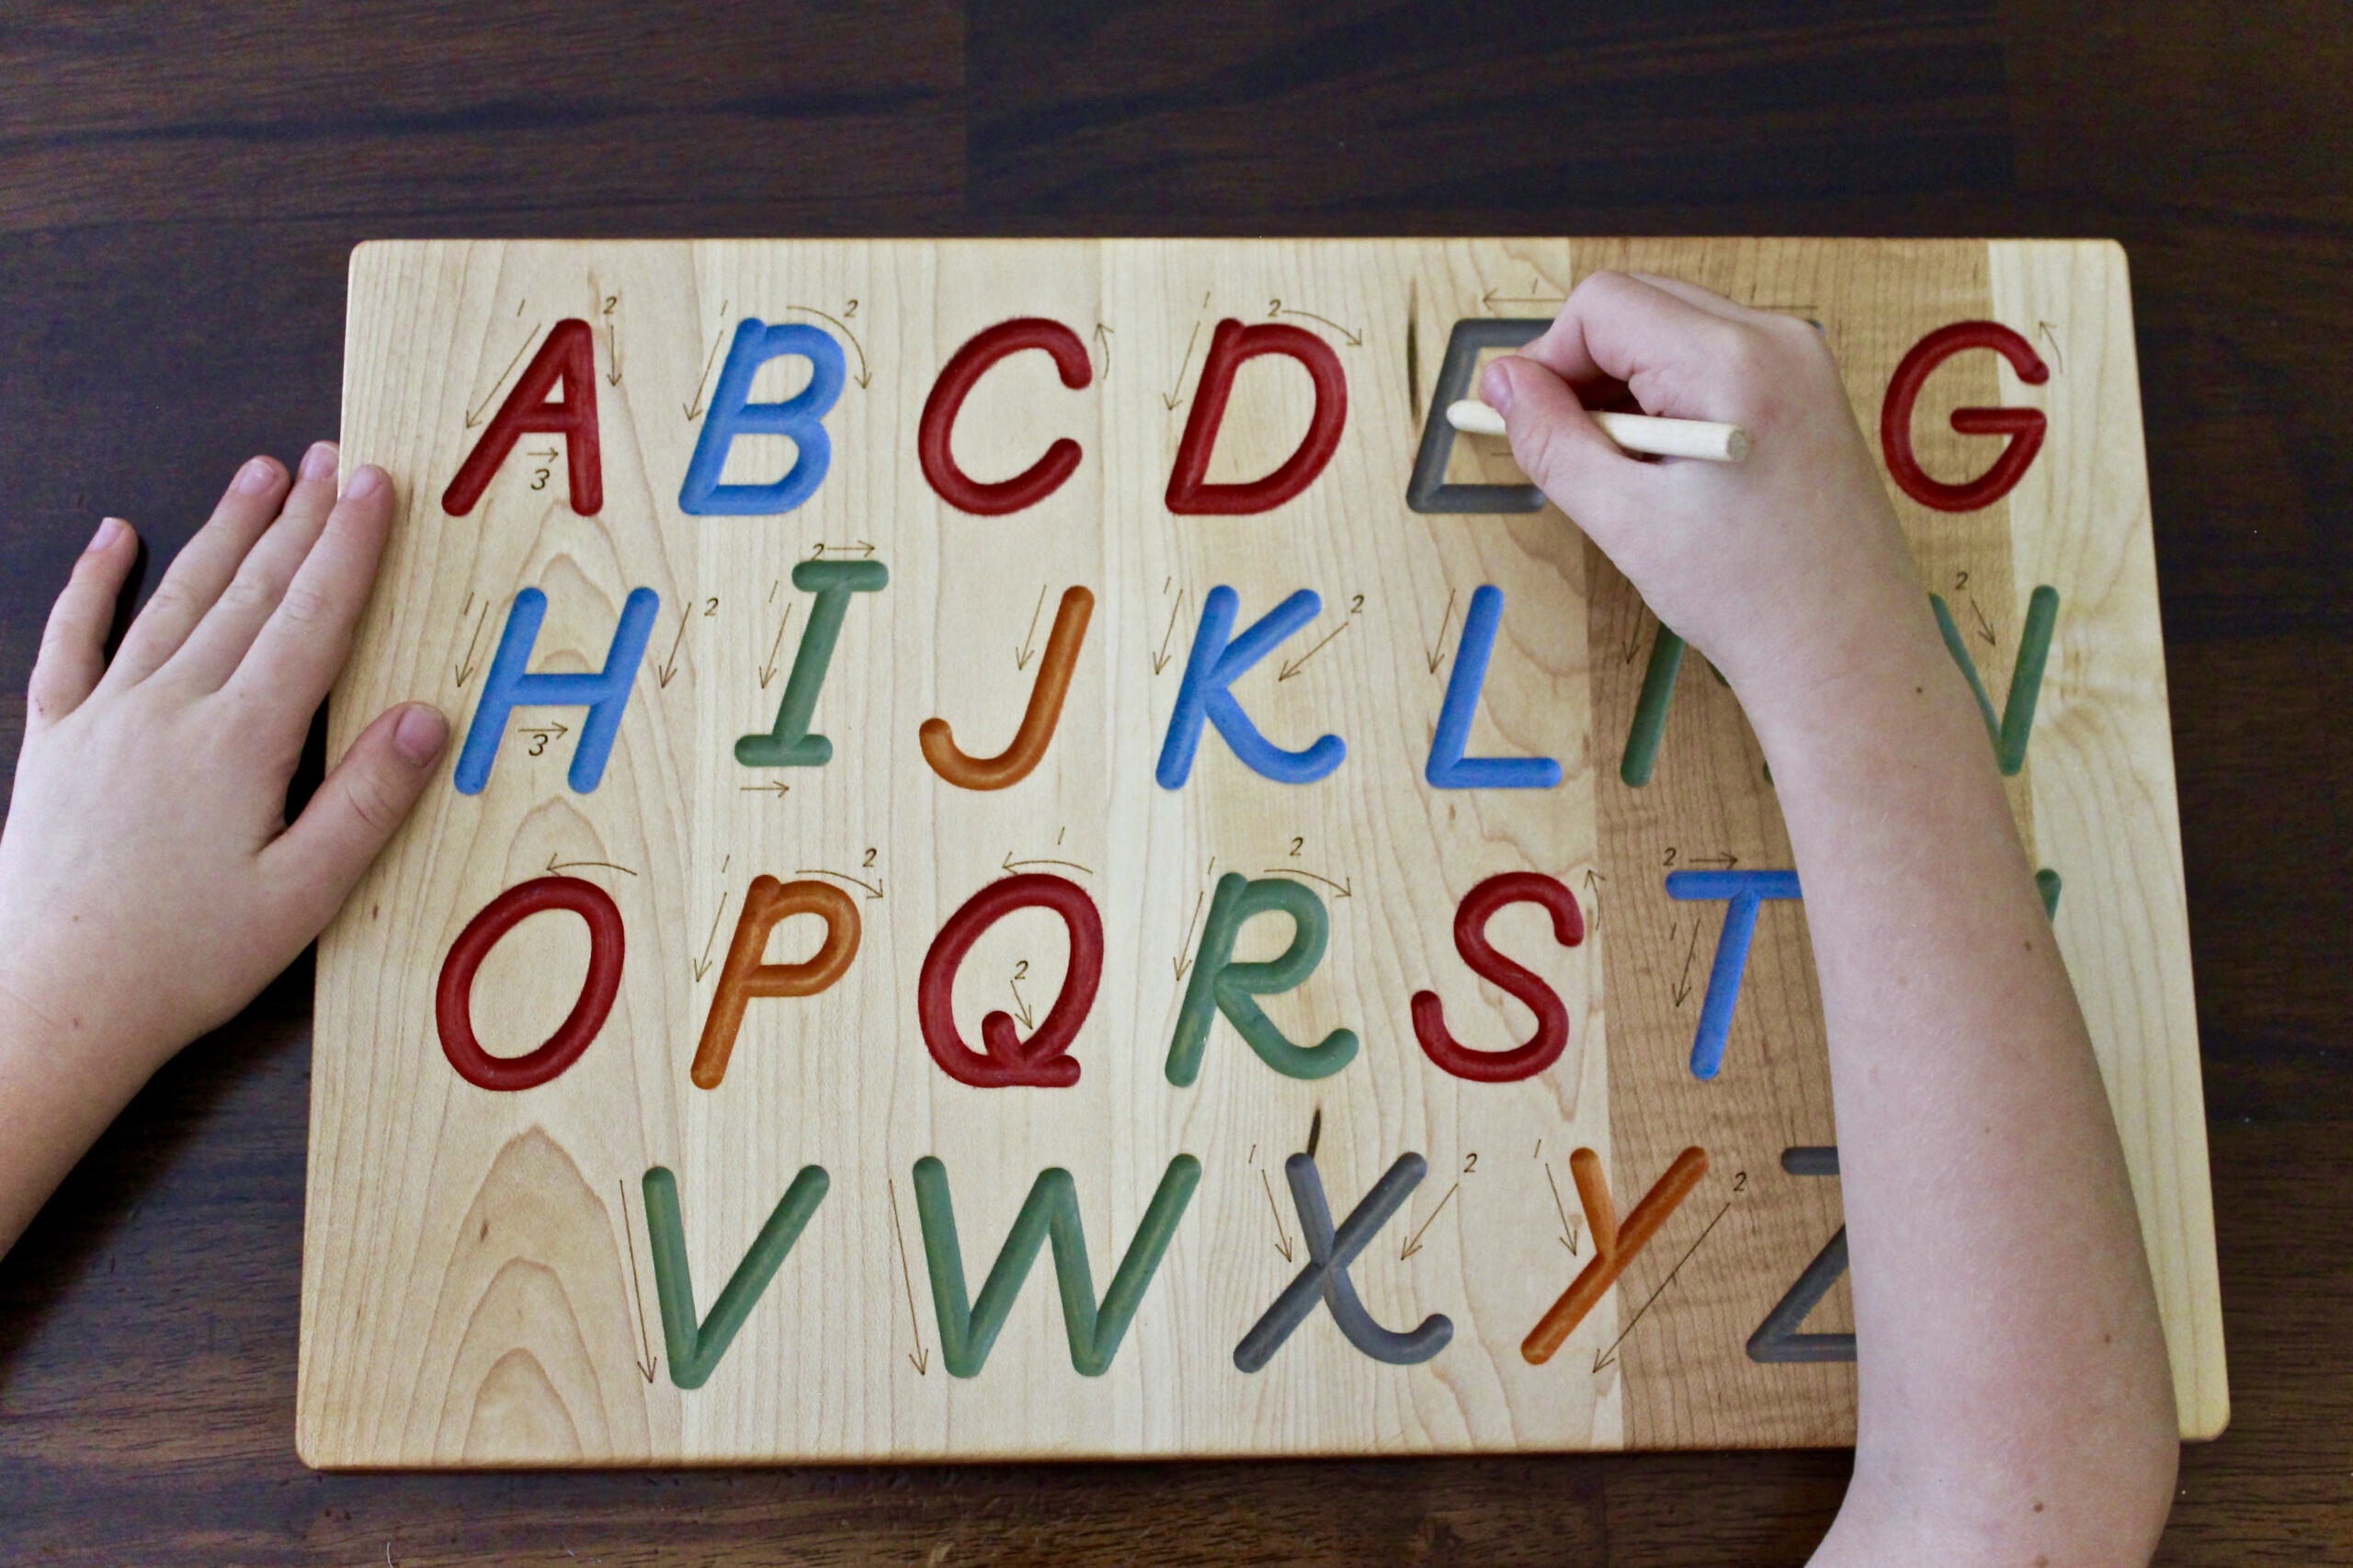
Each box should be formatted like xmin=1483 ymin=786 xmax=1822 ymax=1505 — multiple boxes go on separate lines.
xmin=301 ymin=236 xmax=2217 ymax=1466
xmin=7 ymin=7 xmax=2343 ymax=1556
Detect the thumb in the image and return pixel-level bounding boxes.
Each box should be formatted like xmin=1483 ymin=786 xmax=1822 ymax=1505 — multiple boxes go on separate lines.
xmin=1483 ymin=357 xmax=1645 ymax=538
xmin=268 ymin=701 xmax=449 ymax=931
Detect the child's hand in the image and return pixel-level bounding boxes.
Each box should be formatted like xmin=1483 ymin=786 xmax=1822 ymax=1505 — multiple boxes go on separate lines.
xmin=1482 ymin=272 xmax=1938 ymax=727
xmin=0 ymin=443 xmax=445 ymax=1248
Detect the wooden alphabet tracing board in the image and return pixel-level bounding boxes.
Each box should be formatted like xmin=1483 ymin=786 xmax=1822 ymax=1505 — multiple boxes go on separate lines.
xmin=301 ymin=238 xmax=2224 ymax=1467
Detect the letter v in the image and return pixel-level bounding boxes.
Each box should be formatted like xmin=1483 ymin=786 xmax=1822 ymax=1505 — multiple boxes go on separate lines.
xmin=641 ymin=1164 xmax=830 ymax=1389
xmin=1930 ymin=585 xmax=2059 ymax=776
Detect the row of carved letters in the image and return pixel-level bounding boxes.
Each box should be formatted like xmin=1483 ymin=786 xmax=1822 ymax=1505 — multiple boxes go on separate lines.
xmin=638 ymin=1140 xmax=1847 ymax=1391
xmin=446 ymin=312 xmax=2052 ymax=523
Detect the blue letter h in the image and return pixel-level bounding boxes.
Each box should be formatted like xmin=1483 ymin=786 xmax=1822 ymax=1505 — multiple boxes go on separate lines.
xmin=455 ymin=586 xmax=660 ymax=795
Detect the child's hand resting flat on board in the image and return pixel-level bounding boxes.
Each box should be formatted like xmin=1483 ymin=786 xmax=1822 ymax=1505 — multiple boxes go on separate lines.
xmin=0 ymin=442 xmax=446 ymax=1256
xmin=1488 ymin=273 xmax=2180 ymax=1567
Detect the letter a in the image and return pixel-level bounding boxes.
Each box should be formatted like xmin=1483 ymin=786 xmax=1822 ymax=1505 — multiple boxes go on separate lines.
xmin=442 ymin=318 xmax=602 ymax=517
xmin=453 ymin=586 xmax=659 ymax=794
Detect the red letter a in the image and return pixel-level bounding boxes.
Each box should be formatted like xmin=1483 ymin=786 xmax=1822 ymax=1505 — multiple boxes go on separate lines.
xmin=1165 ymin=320 xmax=1347 ymax=515
xmin=442 ymin=318 xmax=603 ymax=516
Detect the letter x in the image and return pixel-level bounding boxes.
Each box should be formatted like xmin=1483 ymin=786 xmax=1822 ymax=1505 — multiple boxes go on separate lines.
xmin=1233 ymin=1152 xmax=1453 ymax=1372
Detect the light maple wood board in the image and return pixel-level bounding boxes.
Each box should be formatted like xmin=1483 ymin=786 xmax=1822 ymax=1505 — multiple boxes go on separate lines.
xmin=301 ymin=238 xmax=2222 ymax=1467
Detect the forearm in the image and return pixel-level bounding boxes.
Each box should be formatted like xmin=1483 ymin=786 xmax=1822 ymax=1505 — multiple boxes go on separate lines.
xmin=1744 ymin=604 xmax=2177 ymax=1564
xmin=0 ymin=980 xmax=159 ymax=1257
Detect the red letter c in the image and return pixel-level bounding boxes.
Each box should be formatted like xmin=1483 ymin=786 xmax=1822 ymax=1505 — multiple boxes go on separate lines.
xmin=919 ymin=318 xmax=1094 ymax=516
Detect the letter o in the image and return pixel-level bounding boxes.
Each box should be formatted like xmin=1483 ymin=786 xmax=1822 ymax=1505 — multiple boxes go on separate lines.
xmin=436 ymin=876 xmax=626 ymax=1091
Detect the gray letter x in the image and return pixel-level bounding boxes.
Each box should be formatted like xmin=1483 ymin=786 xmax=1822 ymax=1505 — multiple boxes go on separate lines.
xmin=1233 ymin=1152 xmax=1455 ymax=1371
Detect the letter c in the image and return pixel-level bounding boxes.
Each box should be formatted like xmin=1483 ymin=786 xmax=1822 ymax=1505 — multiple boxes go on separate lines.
xmin=919 ymin=318 xmax=1094 ymax=515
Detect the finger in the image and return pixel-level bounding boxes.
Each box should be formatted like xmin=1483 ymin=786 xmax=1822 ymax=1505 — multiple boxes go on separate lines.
xmin=264 ymin=702 xmax=448 ymax=935
xmin=28 ymin=517 xmax=138 ymax=727
xmin=223 ymin=464 xmax=394 ymax=722
xmin=104 ymin=452 xmax=293 ymax=687
xmin=1621 ymin=271 xmax=1755 ymax=323
xmin=162 ymin=440 xmax=347 ymax=691
xmin=1518 ymin=272 xmax=1751 ymax=421
xmin=1481 ymin=356 xmax=1651 ymax=536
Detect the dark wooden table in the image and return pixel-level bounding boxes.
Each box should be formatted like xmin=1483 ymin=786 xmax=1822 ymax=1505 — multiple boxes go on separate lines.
xmin=2 ymin=4 xmax=2345 ymax=1562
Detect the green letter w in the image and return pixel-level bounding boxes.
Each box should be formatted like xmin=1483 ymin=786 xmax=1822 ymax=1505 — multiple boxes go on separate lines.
xmin=913 ymin=1154 xmax=1201 ymax=1377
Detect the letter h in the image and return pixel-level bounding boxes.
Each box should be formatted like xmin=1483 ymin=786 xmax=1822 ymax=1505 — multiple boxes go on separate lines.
xmin=454 ymin=586 xmax=660 ymax=795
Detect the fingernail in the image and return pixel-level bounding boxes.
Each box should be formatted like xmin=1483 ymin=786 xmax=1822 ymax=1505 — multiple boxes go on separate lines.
xmin=89 ymin=516 xmax=128 ymax=550
xmin=346 ymin=463 xmax=385 ymax=498
xmin=1481 ymin=361 xmax=1516 ymax=416
xmin=393 ymin=703 xmax=449 ymax=765
xmin=235 ymin=456 xmax=279 ymax=494
xmin=301 ymin=441 xmax=339 ymax=482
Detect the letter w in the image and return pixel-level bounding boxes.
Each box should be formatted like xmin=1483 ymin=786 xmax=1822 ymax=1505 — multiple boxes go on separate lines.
xmin=913 ymin=1154 xmax=1200 ymax=1377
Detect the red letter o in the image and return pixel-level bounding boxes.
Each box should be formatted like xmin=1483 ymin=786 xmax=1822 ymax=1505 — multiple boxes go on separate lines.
xmin=1880 ymin=321 xmax=2051 ymax=513
xmin=436 ymin=876 xmax=626 ymax=1091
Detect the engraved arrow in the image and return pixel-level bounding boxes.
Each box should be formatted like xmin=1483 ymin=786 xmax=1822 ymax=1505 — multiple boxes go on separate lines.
xmin=1672 ymin=918 xmax=1702 ymax=1008
xmin=797 ymin=867 xmax=884 ymax=900
xmin=1014 ymin=584 xmax=1047 ymax=670
xmin=545 ymin=852 xmax=636 ymax=877
xmin=453 ymin=600 xmax=492 ymax=687
xmin=887 ymin=1176 xmax=931 ymax=1375
xmin=465 ymin=322 xmax=542 ymax=428
xmin=1092 ymin=322 xmax=1113 ymax=380
xmin=1482 ymin=285 xmax=1565 ymax=313
xmin=619 ymin=1180 xmax=658 ymax=1383
xmin=1424 ymin=587 xmax=1457 ymax=675
xmin=1276 ymin=620 xmax=1348 ymax=681
xmin=1162 ymin=317 xmax=1203 ymax=411
xmin=757 ymin=606 xmax=794 ymax=689
xmin=692 ymin=889 xmax=732 ymax=983
xmin=780 ymin=304 xmax=871 ymax=390
xmin=1170 ymin=860 xmax=1214 ymax=982
xmin=1398 ymin=1181 xmax=1460 ymax=1261
xmin=683 ymin=301 xmax=731 ymax=420
xmin=1269 ymin=305 xmax=1362 ymax=347
xmin=1260 ymin=1167 xmax=1295 ymax=1263
xmin=1263 ymin=867 xmax=1351 ymax=899
xmin=1002 ymin=851 xmax=1094 ymax=876
xmin=654 ymin=614 xmax=689 ymax=689
xmin=1152 ymin=589 xmax=1187 ymax=676
xmin=1592 ymin=1198 xmax=1733 ymax=1372
xmin=1544 ymin=1161 xmax=1580 ymax=1256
